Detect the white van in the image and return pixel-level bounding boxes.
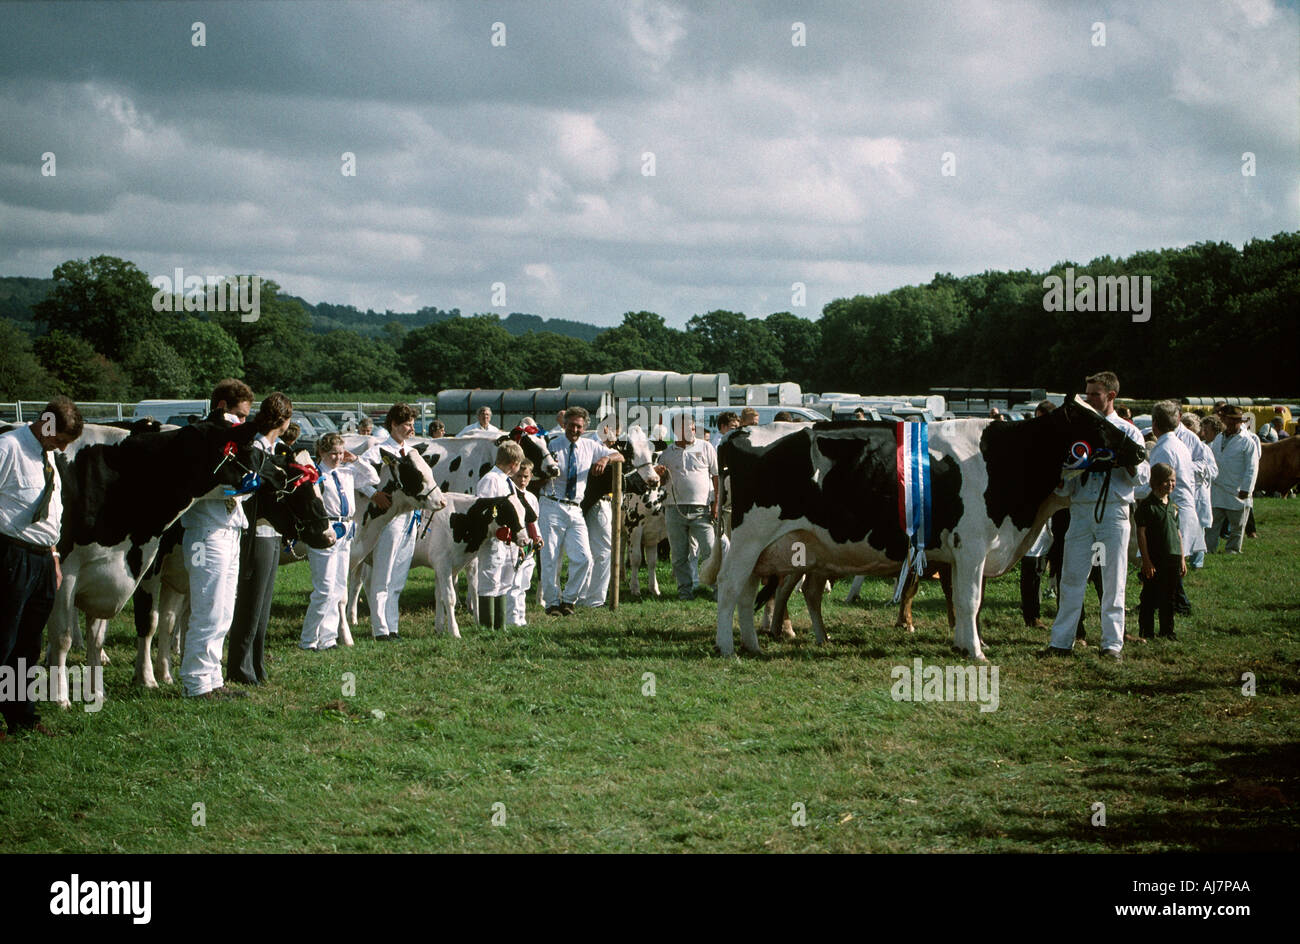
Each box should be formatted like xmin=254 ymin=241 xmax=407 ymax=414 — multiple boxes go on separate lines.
xmin=132 ymin=399 xmax=210 ymax=426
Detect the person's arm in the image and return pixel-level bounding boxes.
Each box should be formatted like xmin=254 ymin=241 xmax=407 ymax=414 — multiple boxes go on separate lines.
xmin=1137 ymin=524 xmax=1154 ymax=579
xmin=591 ymin=442 xmax=623 ymax=474
xmin=710 ymin=473 xmax=720 ymax=520
xmin=1240 ymin=437 xmax=1261 ymax=500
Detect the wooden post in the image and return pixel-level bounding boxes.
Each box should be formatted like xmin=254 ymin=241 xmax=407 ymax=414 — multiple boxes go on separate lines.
xmin=610 ymin=466 xmax=622 ymax=610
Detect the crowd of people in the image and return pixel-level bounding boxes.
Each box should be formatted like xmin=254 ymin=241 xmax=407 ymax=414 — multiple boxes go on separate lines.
xmin=0 ymin=372 xmax=1273 ymax=736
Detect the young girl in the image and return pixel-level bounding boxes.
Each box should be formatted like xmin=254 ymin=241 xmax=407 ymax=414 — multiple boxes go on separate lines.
xmin=506 ymin=460 xmax=543 ymax=627
xmin=476 ymin=441 xmax=525 ymax=629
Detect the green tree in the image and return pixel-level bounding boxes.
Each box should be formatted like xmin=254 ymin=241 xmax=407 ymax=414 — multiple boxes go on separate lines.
xmin=520 ymin=332 xmax=598 ymax=387
xmin=32 ymin=256 xmax=159 ymax=362
xmin=400 ymin=315 xmax=524 ymax=391
xmin=123 ymin=334 xmax=195 ymax=398
xmin=33 ymin=330 xmax=132 ymax=401
xmin=309 ymin=330 xmax=410 ymax=393
xmin=763 ymin=312 xmax=822 ymax=389
xmin=686 ymin=310 xmax=783 ymax=382
xmin=156 ymin=315 xmax=245 ymax=393
xmin=210 ymin=279 xmax=313 ymax=391
xmin=0 ymin=319 xmax=56 ymax=399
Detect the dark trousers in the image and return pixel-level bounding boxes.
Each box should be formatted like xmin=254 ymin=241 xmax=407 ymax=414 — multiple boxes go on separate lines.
xmin=1020 ymin=555 xmax=1046 ymax=624
xmin=228 ymin=535 xmax=279 ymax=683
xmin=1138 ymin=555 xmax=1180 ymax=638
xmin=1 ymin=540 xmax=56 ymax=730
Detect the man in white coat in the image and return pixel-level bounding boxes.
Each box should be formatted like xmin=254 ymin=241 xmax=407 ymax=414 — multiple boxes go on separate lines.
xmin=459 ymin=406 xmax=501 ymax=438
xmin=1043 ymin=371 xmax=1149 ymax=662
xmin=1207 ymin=405 xmax=1260 ymax=555
xmin=540 ymin=407 xmax=622 ymax=616
xmin=361 ymin=403 xmax=419 ymax=640
xmin=180 ymin=379 xmax=255 ymax=699
xmin=1176 ymin=409 xmax=1216 ymax=570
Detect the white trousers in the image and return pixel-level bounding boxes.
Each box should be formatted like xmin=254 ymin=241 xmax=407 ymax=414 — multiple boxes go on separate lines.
xmin=579 ymin=499 xmax=612 ymax=606
xmin=1207 ymin=506 xmax=1249 ymax=554
xmin=369 ymin=510 xmax=416 ymax=637
xmin=301 ymin=537 xmax=351 ymax=649
xmin=1049 ymin=500 xmax=1132 ymax=653
xmin=540 ymin=498 xmax=591 ymax=608
xmin=181 ymin=525 xmax=241 ymax=696
xmin=477 ymin=536 xmax=514 ymax=596
xmin=508 ymin=553 xmax=536 ymax=626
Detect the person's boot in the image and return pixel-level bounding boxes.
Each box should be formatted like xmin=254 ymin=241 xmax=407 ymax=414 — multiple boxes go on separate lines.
xmin=494 ymin=595 xmax=507 ymax=629
xmin=479 ymin=595 xmax=494 ymax=629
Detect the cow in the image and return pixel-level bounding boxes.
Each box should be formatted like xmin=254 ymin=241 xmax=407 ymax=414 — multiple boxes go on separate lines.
xmin=702 ymin=400 xmax=1146 ymax=658
xmin=1256 ymin=436 xmax=1300 ymax=497
xmin=407 ymin=427 xmax=559 ymax=494
xmin=42 ymin=420 xmax=266 ymax=707
xmin=405 ymin=490 xmax=531 ymax=638
xmin=623 ymin=485 xmax=667 ymax=598
xmin=132 ymin=447 xmax=336 ymax=688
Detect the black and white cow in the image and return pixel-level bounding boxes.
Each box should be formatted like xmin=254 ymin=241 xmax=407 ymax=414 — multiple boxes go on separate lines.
xmin=132 ymin=447 xmax=336 ymax=688
xmin=42 ymin=420 xmax=267 ymax=707
xmin=406 ymin=490 xmax=531 ymax=638
xmin=623 ymin=485 xmax=666 ymax=598
xmin=702 ymin=400 xmax=1146 ymax=658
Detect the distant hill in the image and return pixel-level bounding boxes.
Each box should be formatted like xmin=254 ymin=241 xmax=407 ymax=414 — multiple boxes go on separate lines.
xmin=281 ymin=296 xmax=604 ymax=342
xmin=0 ymin=277 xmax=606 ymax=342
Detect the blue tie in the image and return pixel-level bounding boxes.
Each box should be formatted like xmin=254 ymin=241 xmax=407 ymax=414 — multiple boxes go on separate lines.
xmin=565 ymin=441 xmax=577 ymax=500
xmin=332 ymin=471 xmax=350 ymax=517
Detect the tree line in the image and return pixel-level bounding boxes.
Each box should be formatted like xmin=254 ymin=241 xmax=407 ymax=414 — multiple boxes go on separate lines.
xmin=1 ymin=230 xmax=1295 ymax=404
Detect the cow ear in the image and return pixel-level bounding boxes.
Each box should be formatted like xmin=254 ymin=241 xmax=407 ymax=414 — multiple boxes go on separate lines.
xmin=380 ymin=452 xmax=397 ymax=467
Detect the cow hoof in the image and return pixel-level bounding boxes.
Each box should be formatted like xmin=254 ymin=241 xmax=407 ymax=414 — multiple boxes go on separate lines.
xmin=780 ymin=621 xmax=795 ymax=641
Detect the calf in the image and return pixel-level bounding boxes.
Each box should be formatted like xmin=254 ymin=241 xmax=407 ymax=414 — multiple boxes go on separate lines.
xmin=624 ymin=485 xmax=667 ymax=597
xmin=704 ymin=401 xmax=1145 ymax=658
xmin=1257 ymin=436 xmax=1300 ymax=497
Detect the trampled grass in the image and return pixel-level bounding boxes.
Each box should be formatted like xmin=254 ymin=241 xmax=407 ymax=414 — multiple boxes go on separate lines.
xmin=3 ymin=500 xmax=1297 ymax=853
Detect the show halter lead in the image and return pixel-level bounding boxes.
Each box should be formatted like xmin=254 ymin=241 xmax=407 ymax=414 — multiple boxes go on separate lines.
xmin=1061 ymin=440 xmax=1117 ymax=523
xmin=892 ymin=421 xmax=932 ymax=604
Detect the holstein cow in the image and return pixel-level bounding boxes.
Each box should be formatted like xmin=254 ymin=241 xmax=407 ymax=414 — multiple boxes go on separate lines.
xmin=338 ymin=445 xmax=445 ymax=643
xmin=702 ymin=401 xmax=1146 ymax=658
xmin=132 ymin=447 xmax=336 ymax=688
xmin=408 ymin=490 xmax=531 ymax=638
xmin=43 ymin=420 xmax=266 ymax=707
xmin=623 ymin=485 xmax=667 ymax=598
xmin=1257 ymin=436 xmax=1300 ymax=497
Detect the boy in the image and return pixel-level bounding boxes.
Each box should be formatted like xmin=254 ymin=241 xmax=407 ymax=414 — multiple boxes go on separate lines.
xmin=1135 ymin=462 xmax=1185 ymax=640
xmin=505 ymin=460 xmax=544 ymax=627
xmin=300 ymin=432 xmax=377 ymax=650
xmin=476 ymin=440 xmax=526 ymax=629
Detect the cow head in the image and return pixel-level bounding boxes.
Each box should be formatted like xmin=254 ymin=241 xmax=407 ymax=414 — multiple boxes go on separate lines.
xmin=259 ymin=449 xmax=335 ymax=550
xmin=620 ymin=426 xmax=660 ymax=486
xmin=507 ymin=425 xmax=561 ymax=481
xmin=1054 ymin=395 xmax=1147 ymax=473
xmin=377 ymin=445 xmax=445 ymax=512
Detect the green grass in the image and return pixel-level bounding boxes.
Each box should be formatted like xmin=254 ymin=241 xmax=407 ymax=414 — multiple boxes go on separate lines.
xmin=3 ymin=501 xmax=1297 ymax=853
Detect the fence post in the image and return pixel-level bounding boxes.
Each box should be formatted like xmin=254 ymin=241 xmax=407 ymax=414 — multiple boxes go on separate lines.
xmin=610 ymin=466 xmax=622 ymax=610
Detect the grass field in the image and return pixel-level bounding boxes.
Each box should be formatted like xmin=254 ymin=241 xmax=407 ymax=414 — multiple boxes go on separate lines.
xmin=3 ymin=500 xmax=1297 ymax=853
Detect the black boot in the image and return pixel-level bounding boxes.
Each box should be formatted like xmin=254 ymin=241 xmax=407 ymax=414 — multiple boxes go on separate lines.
xmin=479 ymin=595 xmax=494 ymax=629
xmin=494 ymin=595 xmax=507 ymax=629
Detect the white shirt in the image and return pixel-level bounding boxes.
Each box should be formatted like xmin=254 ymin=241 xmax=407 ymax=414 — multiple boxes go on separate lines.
xmin=1141 ymin=432 xmax=1195 ymax=508
xmin=545 ymin=436 xmax=617 ymax=504
xmin=476 ymin=466 xmax=513 ymax=500
xmin=1063 ymin=412 xmax=1149 ymax=506
xmin=658 ymin=438 xmax=719 ymax=506
xmin=1210 ymin=430 xmax=1261 ymax=509
xmin=251 ymin=435 xmax=280 ymax=538
xmin=0 ymin=425 xmax=62 ymax=547
xmin=1261 ymin=424 xmax=1279 ymax=443
xmin=459 ymin=422 xmax=502 ymax=437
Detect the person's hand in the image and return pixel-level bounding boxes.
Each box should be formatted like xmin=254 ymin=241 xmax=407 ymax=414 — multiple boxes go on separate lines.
xmin=592 ymin=457 xmax=609 ymax=475
xmin=710 ymin=503 xmax=719 ymax=522
xmin=53 ymin=554 xmax=62 ymax=590
xmin=342 ymin=450 xmax=357 ymax=463
xmin=534 ymin=538 xmax=544 ymax=550
xmin=1141 ymin=560 xmax=1155 ymax=580
xmin=371 ymin=491 xmax=392 ymax=511
xmin=1179 ymin=557 xmax=1187 ymax=577
xmin=1237 ymin=489 xmax=1249 ymax=500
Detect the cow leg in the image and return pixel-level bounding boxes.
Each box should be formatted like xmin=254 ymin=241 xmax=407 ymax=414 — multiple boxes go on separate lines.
xmin=44 ymin=575 xmax=76 ymax=710
xmin=940 ymin=563 xmax=956 ymax=628
xmin=133 ymin=585 xmax=159 ymax=688
xmin=804 ymin=576 xmax=829 ymax=645
xmin=737 ymin=573 xmax=763 ymax=654
xmin=896 ymin=570 xmax=920 ymax=632
xmin=437 ymin=566 xmax=461 ymax=639
xmin=845 ymin=574 xmax=865 ymax=604
xmin=715 ymin=540 xmax=768 ymax=656
xmin=771 ymin=575 xmax=797 ymax=640
xmin=949 ymin=556 xmax=987 ymax=661
xmin=154 ymin=583 xmax=187 ymax=686
xmin=628 ymin=525 xmax=643 ymax=598
xmin=84 ymin=616 xmax=108 ymax=703
xmin=345 ymin=561 xmax=367 ymax=626
xmin=645 ymin=537 xmax=661 ymax=598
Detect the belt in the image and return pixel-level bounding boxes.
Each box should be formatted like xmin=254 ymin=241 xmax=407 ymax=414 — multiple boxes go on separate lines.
xmin=544 ymin=495 xmax=581 ymax=507
xmin=0 ymin=531 xmax=55 ymax=554
xmin=327 ymin=516 xmax=352 ymax=522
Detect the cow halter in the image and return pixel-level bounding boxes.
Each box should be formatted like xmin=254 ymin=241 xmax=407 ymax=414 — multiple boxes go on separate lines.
xmin=214 ymin=441 xmax=264 ymax=496
xmin=1062 ymin=441 xmax=1118 ymax=522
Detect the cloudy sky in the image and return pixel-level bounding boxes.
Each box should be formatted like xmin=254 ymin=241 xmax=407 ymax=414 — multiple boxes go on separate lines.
xmin=2 ymin=0 xmax=1296 ymax=328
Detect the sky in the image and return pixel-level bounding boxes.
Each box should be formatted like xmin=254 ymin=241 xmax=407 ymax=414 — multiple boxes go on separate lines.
xmin=1 ymin=0 xmax=1296 ymax=328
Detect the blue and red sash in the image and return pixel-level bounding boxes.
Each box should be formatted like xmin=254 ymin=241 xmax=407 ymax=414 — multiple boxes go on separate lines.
xmin=893 ymin=422 xmax=932 ymax=603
